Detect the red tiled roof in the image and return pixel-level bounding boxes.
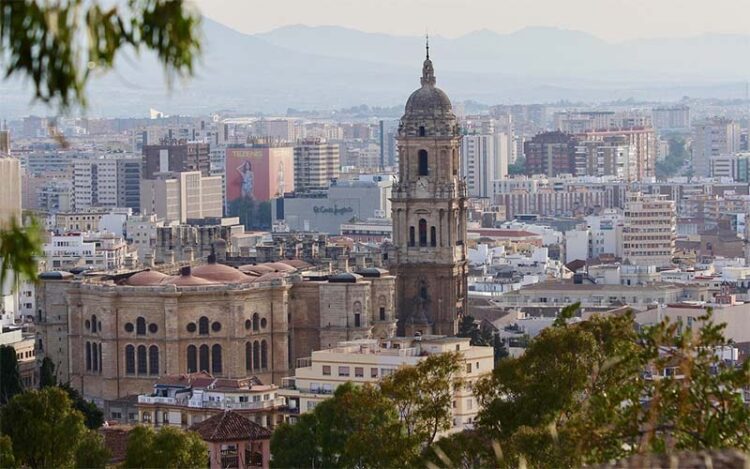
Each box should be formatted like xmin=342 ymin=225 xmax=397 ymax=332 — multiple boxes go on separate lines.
xmin=100 ymin=427 xmax=133 ymax=464
xmin=190 ymin=410 xmax=272 ymax=442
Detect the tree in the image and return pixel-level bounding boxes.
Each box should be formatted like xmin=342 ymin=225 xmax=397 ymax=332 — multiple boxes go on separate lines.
xmin=39 ymin=356 xmax=57 ymax=388
xmin=271 ymin=383 xmax=415 ymax=468
xmin=0 ymin=435 xmax=14 ymax=469
xmin=74 ymin=430 xmax=110 ymax=469
xmin=124 ymin=425 xmax=207 ymax=469
xmin=58 ymin=383 xmax=105 ymax=429
xmin=0 ymin=344 xmax=23 ymax=404
xmin=466 ymin=305 xmax=750 ymax=468
xmin=0 ymin=387 xmax=109 ymax=468
xmin=508 ymin=156 xmax=526 ymax=176
xmin=381 ymin=352 xmax=463 ymax=446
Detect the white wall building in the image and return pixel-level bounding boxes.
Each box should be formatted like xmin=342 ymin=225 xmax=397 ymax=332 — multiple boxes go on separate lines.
xmin=461 ymin=133 xmax=509 ymax=198
xmin=140 ymin=171 xmax=223 ymax=224
xmin=43 ymin=232 xmax=131 ymax=271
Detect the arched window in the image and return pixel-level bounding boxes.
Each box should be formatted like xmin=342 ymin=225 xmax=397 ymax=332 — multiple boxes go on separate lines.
xmin=419 ymin=126 xmax=426 ymax=137
xmin=91 ymin=315 xmax=97 ymax=333
xmin=211 ymin=344 xmax=222 ymax=374
xmin=431 ymin=226 xmax=437 ymax=247
xmin=252 ymin=341 xmax=260 ymax=370
xmin=92 ymin=342 xmax=98 ymax=371
xmin=252 ymin=313 xmax=260 ymax=332
xmin=245 ymin=342 xmax=252 ymax=371
xmin=261 ymin=341 xmax=268 ymax=369
xmin=125 ymin=345 xmax=135 ymax=374
xmin=136 ymin=317 xmax=146 ymax=335
xmin=198 ymin=317 xmax=209 ymax=335
xmin=418 ymin=150 xmax=429 ymax=176
xmin=85 ymin=342 xmax=92 ymax=371
xmin=149 ymin=346 xmax=159 ymax=375
xmin=419 ymin=219 xmax=428 ymax=246
xmin=199 ymin=345 xmax=209 ymax=372
xmin=452 ymin=149 xmax=459 ymax=175
xmin=137 ymin=345 xmax=147 ymax=375
xmin=409 ymin=227 xmax=415 ymax=247
xmin=187 ymin=345 xmax=197 ymax=373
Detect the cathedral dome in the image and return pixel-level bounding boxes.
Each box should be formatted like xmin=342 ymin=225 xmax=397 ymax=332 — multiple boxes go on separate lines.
xmin=400 ymin=43 xmax=458 ymax=137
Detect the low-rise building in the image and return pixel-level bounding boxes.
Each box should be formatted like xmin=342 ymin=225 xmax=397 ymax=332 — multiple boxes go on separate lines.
xmin=136 ymin=372 xmax=286 ymax=429
xmin=280 ymin=336 xmax=493 ymax=432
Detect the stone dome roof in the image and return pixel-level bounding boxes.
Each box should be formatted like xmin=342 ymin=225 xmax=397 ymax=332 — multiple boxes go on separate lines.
xmin=161 ymin=266 xmax=219 ymax=286
xmin=125 ymin=270 xmax=168 ymax=286
xmin=265 ymin=262 xmax=297 ymax=273
xmin=192 ymin=262 xmax=254 ymax=284
xmin=239 ymin=264 xmax=275 ymax=276
xmin=404 ymin=73 xmax=453 ymax=118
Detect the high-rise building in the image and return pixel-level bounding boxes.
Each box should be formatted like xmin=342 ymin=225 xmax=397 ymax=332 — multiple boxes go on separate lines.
xmin=523 ymin=131 xmax=577 ymax=176
xmin=142 ymin=140 xmax=211 ymax=180
xmin=391 ymin=49 xmax=468 ymax=336
xmin=225 ymin=144 xmax=295 ymax=203
xmin=140 ymin=171 xmax=223 ymax=223
xmin=652 ymin=105 xmax=690 ymax=130
xmin=577 ymin=127 xmax=656 ymax=181
xmin=461 ymin=133 xmax=509 ymax=198
xmin=622 ymin=192 xmax=675 ymax=268
xmin=293 ymin=139 xmax=340 ymax=192
xmin=574 ymin=136 xmax=634 ymax=180
xmin=0 ymin=129 xmax=10 ymax=156
xmin=72 ymin=156 xmax=141 ymax=212
xmin=691 ymin=118 xmax=741 ymax=178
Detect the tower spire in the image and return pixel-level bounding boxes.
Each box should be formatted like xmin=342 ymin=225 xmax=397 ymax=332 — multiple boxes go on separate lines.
xmin=425 ymin=33 xmax=430 ymax=60
xmin=420 ymin=34 xmax=436 ymax=87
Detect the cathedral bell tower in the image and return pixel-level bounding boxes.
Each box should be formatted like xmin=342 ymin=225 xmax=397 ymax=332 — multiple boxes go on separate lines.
xmin=391 ymin=41 xmax=468 ymax=337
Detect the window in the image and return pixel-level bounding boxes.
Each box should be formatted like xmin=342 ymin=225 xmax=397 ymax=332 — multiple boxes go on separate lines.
xmin=148 ymin=323 xmax=158 ymax=334
xmin=125 ymin=345 xmax=135 ymax=374
xmin=338 ymin=366 xmax=350 ymax=377
xmin=466 ymin=363 xmax=472 ymax=374
xmin=419 ymin=126 xmax=426 ymax=137
xmin=418 ymin=150 xmax=428 ymax=176
xmin=211 ymin=344 xmax=222 ymax=374
xmin=211 ymin=321 xmax=221 ymax=332
xmin=85 ymin=342 xmax=92 ymax=371
xmin=149 ymin=346 xmax=159 ymax=375
xmin=371 ymin=368 xmax=378 ymax=378
xmin=92 ymin=342 xmax=98 ymax=371
xmin=199 ymin=345 xmax=209 ymax=372
xmin=354 ymin=313 xmax=361 ymax=328
xmin=137 ymin=345 xmax=147 ymax=374
xmin=252 ymin=313 xmax=260 ymax=332
xmin=322 ymin=365 xmax=331 ymax=376
xmin=379 ymin=307 xmax=386 ymax=321
xmin=136 ymin=317 xmax=146 ymax=335
xmin=245 ymin=319 xmax=252 ymax=330
xmin=261 ymin=340 xmax=268 ymax=369
xmin=253 ymin=341 xmax=260 ymax=370
xmin=430 ymin=226 xmax=437 ymax=247
xmin=125 ymin=323 xmax=134 ymax=333
xmin=418 ymin=219 xmax=428 ymax=246
xmin=198 ymin=317 xmax=209 ymax=335
xmin=187 ymin=345 xmax=197 ymax=373
xmin=245 ymin=342 xmax=252 ymax=371
xmin=111 ymin=412 xmax=122 ymax=419
xmin=355 ymin=367 xmax=364 ymax=378
xmin=261 ymin=318 xmax=268 ymax=329
xmin=409 ymin=226 xmax=415 ymax=247
xmin=187 ymin=322 xmax=196 ymax=333
xmin=91 ymin=315 xmax=97 ymax=333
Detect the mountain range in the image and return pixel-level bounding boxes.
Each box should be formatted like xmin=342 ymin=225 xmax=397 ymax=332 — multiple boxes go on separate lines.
xmin=2 ymin=19 xmax=750 ymax=117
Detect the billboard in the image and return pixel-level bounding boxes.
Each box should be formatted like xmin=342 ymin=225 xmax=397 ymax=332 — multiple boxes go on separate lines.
xmin=226 ymin=146 xmax=294 ymax=203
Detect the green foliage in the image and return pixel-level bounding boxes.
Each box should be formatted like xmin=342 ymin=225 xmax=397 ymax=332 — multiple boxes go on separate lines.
xmin=74 ymin=430 xmax=110 ymax=469
xmin=59 ymin=383 xmax=105 ymax=429
xmin=508 ymin=156 xmax=526 ymax=176
xmin=39 ymin=356 xmax=57 ymax=388
xmin=271 ymin=383 xmax=414 ymax=468
xmin=227 ymin=196 xmax=272 ymax=230
xmin=0 ymin=0 xmax=201 ymax=111
xmin=0 ymin=387 xmax=107 ymax=468
xmin=0 ymin=217 xmax=42 ymax=292
xmin=462 ymin=306 xmax=750 ymax=468
xmin=0 ymin=345 xmax=23 ymax=404
xmin=655 ymin=137 xmax=689 ymax=179
xmin=124 ymin=425 xmax=207 ymax=469
xmin=0 ymin=435 xmax=14 ymax=469
xmin=381 ymin=352 xmax=462 ymax=446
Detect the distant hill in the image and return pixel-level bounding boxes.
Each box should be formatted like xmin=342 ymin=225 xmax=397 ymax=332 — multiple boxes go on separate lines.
xmin=1 ymin=20 xmax=749 ymax=117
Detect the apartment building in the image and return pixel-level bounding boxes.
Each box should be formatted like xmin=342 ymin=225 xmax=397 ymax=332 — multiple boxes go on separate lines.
xmin=622 ymin=192 xmax=676 ymax=268
xmin=293 ymin=139 xmax=340 ymax=192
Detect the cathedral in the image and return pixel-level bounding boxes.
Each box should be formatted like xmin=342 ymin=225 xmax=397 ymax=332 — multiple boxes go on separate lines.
xmin=391 ymin=43 xmax=469 ymax=336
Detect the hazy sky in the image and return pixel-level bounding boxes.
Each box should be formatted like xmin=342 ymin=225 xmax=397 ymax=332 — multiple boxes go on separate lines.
xmin=192 ymin=0 xmax=750 ymax=42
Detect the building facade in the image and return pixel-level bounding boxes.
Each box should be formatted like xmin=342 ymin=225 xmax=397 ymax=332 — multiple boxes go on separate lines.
xmin=622 ymin=192 xmax=676 ymax=268
xmin=390 ymin=50 xmax=468 ymax=336
xmin=692 ymin=118 xmax=741 ymax=178
xmin=293 ymin=139 xmax=340 ymax=192
xmin=140 ymin=171 xmax=223 ymax=223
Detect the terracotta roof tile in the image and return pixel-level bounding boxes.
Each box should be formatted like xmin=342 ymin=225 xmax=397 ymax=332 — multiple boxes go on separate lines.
xmin=190 ymin=410 xmax=272 ymax=442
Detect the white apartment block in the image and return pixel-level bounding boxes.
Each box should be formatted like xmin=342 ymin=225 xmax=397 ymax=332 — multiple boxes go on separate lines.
xmin=461 ymin=133 xmax=509 ymax=198
xmin=692 ymin=118 xmax=741 ymax=178
xmin=140 ymin=171 xmax=223 ymax=223
xmin=294 ymin=139 xmax=340 ymax=192
xmin=43 ymin=232 xmax=131 ymax=271
xmin=280 ymin=336 xmax=493 ymax=431
xmin=622 ymin=192 xmax=675 ymax=268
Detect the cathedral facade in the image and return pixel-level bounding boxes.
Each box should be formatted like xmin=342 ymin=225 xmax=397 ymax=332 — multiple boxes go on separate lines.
xmin=391 ymin=47 xmax=469 ymax=336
